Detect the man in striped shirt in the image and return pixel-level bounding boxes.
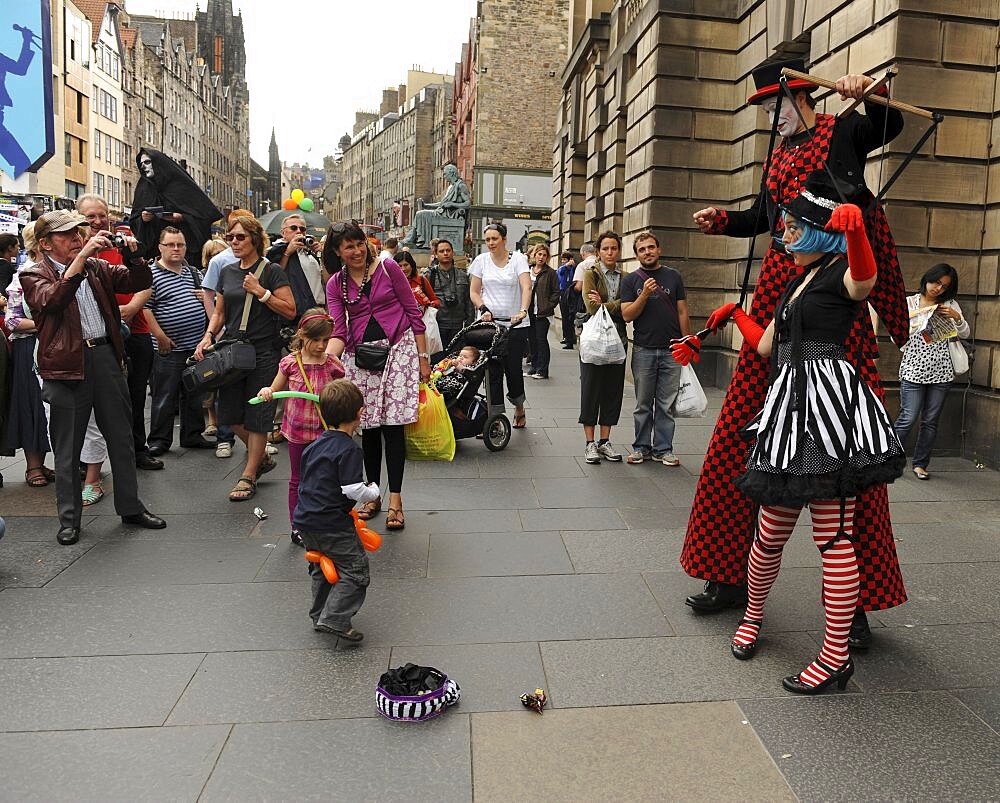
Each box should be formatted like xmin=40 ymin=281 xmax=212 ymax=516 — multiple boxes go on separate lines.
xmin=144 ymin=227 xmax=215 ymax=455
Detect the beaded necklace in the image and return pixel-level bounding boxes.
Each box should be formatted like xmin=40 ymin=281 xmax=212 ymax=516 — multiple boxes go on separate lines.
xmin=341 ymin=260 xmax=372 ymax=305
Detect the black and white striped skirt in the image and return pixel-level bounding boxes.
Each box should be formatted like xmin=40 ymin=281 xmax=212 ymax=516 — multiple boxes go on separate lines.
xmin=736 ymin=342 xmax=905 ymax=507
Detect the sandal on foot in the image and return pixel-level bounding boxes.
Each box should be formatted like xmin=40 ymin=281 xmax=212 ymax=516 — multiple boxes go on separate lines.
xmin=25 ymin=467 xmax=50 ymax=487
xmin=913 ymin=467 xmax=929 ymax=480
xmin=81 ymin=483 xmax=105 ymax=506
xmin=512 ymin=412 xmax=526 ymax=429
xmin=256 ymin=456 xmax=277 ymax=478
xmin=385 ymin=507 xmax=405 ymax=531
xmin=357 ymin=499 xmax=381 ymax=521
xmin=267 ymin=429 xmax=285 ymax=444
xmin=41 ymin=466 xmax=56 ymax=482
xmin=229 ymin=476 xmax=256 ymax=502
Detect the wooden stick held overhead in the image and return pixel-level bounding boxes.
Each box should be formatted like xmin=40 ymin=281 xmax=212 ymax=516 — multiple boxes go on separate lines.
xmin=838 ymin=67 xmax=897 ymax=118
xmin=781 ymin=66 xmax=938 ymax=120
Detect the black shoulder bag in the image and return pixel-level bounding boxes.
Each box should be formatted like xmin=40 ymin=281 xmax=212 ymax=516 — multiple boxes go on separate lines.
xmin=181 ymin=261 xmax=266 ymax=393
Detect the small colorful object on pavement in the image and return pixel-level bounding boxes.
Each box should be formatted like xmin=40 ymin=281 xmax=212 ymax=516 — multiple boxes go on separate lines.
xmin=520 ymin=688 xmax=547 ymax=714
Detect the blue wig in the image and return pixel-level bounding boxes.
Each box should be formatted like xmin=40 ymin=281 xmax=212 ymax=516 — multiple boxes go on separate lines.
xmin=778 ymin=213 xmax=847 ymax=254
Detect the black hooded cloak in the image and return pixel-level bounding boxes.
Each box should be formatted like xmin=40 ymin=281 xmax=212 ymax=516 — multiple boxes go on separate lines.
xmin=128 ymin=148 xmax=222 ymax=267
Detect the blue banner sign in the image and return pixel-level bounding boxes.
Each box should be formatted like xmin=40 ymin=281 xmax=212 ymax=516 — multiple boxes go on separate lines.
xmin=0 ymin=0 xmax=54 ymax=178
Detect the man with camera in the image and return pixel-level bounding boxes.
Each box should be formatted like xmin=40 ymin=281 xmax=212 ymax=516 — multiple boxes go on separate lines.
xmin=427 ymin=238 xmax=472 ymax=354
xmin=267 ymin=214 xmax=324 ymax=322
xmin=77 ymin=193 xmax=163 ymax=472
xmin=20 ymin=210 xmax=166 ymax=545
xmin=144 ymin=226 xmax=215 ymax=456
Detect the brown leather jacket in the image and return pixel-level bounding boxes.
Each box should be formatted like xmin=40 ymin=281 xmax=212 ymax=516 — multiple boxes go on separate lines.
xmin=20 ymin=256 xmax=153 ymax=380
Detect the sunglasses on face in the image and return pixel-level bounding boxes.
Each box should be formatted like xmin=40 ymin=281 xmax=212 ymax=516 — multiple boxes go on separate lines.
xmin=162 ymin=242 xmax=185 ymax=248
xmin=286 ymin=225 xmax=306 ymax=233
xmin=225 ymin=233 xmax=248 ymax=242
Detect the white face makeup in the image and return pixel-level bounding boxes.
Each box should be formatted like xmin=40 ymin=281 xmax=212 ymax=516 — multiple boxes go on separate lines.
xmin=139 ymin=155 xmax=154 ymax=178
xmin=762 ymin=98 xmax=801 ymax=138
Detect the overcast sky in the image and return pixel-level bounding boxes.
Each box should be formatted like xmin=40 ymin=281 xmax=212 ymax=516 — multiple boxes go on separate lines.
xmin=124 ymin=0 xmax=477 ymax=167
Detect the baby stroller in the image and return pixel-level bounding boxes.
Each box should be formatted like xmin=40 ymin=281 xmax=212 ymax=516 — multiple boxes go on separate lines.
xmin=434 ymin=321 xmax=511 ymax=451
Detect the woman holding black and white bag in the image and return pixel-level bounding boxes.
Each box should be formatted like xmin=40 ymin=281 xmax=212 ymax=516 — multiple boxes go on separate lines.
xmin=194 ymin=215 xmax=295 ymax=502
xmin=894 ymin=263 xmax=970 ymax=480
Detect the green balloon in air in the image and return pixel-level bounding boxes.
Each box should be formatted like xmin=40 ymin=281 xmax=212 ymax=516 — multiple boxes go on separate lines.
xmin=298 ymin=198 xmax=314 ymax=212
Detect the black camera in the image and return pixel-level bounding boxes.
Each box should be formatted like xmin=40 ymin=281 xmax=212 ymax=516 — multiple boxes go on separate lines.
xmin=303 ymin=235 xmax=316 ymax=247
xmin=111 ymin=233 xmax=129 ymax=249
xmin=443 ymin=294 xmax=458 ymax=304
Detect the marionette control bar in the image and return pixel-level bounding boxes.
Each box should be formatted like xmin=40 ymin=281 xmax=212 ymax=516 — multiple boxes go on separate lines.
xmin=781 ymin=67 xmax=942 ymax=121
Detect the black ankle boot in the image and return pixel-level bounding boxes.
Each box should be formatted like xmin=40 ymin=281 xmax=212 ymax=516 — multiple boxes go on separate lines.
xmin=848 ymin=609 xmax=872 ymax=651
xmin=685 ymin=580 xmax=747 ymax=613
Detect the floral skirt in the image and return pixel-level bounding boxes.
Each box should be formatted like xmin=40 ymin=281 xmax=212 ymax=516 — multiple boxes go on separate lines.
xmin=344 ymin=330 xmax=420 ymax=429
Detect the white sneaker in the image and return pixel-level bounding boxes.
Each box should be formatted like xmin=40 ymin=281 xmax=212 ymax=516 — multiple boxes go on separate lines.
xmin=584 ymin=441 xmax=601 ymax=464
xmin=216 ymin=442 xmax=233 ymax=458
xmin=597 ymin=441 xmax=622 ymax=462
xmin=660 ymin=453 xmax=680 ymax=467
xmin=265 ymin=443 xmax=278 ymax=456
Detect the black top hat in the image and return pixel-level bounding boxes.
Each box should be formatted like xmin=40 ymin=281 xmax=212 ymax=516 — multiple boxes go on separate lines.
xmin=747 ymin=57 xmax=818 ymax=105
xmin=782 ymin=171 xmax=845 ymax=228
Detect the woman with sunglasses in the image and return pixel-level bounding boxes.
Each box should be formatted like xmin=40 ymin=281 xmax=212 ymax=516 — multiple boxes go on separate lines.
xmin=324 ymin=221 xmax=431 ymax=531
xmin=195 ymin=215 xmax=296 ymax=502
xmin=468 ymin=223 xmax=532 ymax=428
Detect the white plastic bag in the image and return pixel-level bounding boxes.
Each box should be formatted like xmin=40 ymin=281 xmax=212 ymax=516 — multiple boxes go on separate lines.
xmin=673 ymin=363 xmax=708 ymax=418
xmin=422 ymin=305 xmax=443 ymax=355
xmin=579 ymin=306 xmax=626 ymax=365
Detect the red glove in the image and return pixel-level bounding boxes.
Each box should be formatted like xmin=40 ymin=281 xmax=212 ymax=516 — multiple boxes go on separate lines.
xmin=670 ymin=334 xmax=701 ymax=366
xmin=706 ymin=302 xmax=738 ymax=332
xmin=827 ymin=203 xmax=876 ymax=282
xmin=732 ymin=308 xmax=765 ymax=351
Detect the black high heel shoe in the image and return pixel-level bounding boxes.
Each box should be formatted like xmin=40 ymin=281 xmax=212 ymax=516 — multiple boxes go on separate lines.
xmin=782 ymin=658 xmax=854 ymax=695
xmin=731 ymin=618 xmax=762 ymax=661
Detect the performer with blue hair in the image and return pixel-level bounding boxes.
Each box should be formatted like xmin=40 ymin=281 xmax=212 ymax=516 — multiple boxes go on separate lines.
xmin=678 ymin=172 xmax=905 ymax=694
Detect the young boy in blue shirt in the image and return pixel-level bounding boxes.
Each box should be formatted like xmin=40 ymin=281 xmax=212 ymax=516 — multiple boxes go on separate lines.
xmin=293 ymin=379 xmax=380 ymax=642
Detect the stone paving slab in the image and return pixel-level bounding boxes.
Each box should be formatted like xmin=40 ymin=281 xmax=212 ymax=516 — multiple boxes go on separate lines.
xmin=0 ymin=515 xmax=97 ymax=541
xmin=167 ymin=647 xmax=392 ymax=725
xmin=389 ymin=642 xmax=546 ymax=713
xmin=876 ymin=562 xmax=1000 ymax=626
xmin=471 ymin=703 xmax=795 ymax=802
xmin=0 ymin=582 xmax=330 ymax=657
xmin=887 ymin=499 xmax=1000 ymax=522
xmin=45 ymin=540 xmax=274 ymax=587
xmin=740 ymin=691 xmax=1000 ymax=801
xmin=428 ymin=532 xmax=573 ymax=576
xmin=540 ymin=633 xmax=843 ymax=707
xmin=519 ymin=507 xmax=626 ymax=531
xmin=890 ymin=521 xmax=1000 ymax=564
xmin=361 ymin=575 xmax=671 ymax=646
xmin=0 ymin=724 xmax=230 ymax=801
xmin=370 ymin=508 xmax=524 ymax=534
xmin=617 ymin=504 xmax=697 ymax=530
xmin=0 ymin=653 xmax=204 ymax=732
xmin=561 ymin=528 xmax=686 ymax=574
xmin=0 ymin=539 xmax=94 ymax=589
xmin=200 ymin=715 xmax=472 ymax=802
xmin=851 ymin=622 xmax=999 ymax=692
xmin=533 ymin=475 xmax=665 ymax=509
xmin=954 ymin=687 xmax=1000 ymax=732
xmin=475 ymin=454 xmax=585 ymax=479
xmin=255 ymin=534 xmax=430 ymax=581
xmin=400 ymin=477 xmax=538 ymax=510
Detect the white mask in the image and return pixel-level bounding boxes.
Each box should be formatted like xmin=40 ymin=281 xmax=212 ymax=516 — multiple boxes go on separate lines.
xmin=762 ymin=99 xmax=801 ymax=138
xmin=139 ymin=155 xmax=154 ymax=178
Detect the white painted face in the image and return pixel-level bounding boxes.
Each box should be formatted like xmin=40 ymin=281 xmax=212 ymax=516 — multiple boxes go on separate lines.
xmin=139 ymin=154 xmax=154 ymax=179
xmin=761 ymin=98 xmax=801 ymax=138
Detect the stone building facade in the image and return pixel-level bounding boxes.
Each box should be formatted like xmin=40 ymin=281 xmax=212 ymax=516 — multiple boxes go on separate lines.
xmin=552 ymin=0 xmax=1000 ymax=465
xmin=335 ymin=74 xmax=452 ymax=237
xmin=454 ymin=0 xmax=569 ymax=250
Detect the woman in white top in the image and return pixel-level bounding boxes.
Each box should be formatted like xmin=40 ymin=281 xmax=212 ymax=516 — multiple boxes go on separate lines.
xmin=468 ymin=223 xmax=532 ymax=428
xmin=894 ymin=263 xmax=970 ymax=480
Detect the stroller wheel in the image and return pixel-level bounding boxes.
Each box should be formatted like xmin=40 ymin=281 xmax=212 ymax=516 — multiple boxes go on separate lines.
xmin=483 ymin=413 xmax=511 ymax=452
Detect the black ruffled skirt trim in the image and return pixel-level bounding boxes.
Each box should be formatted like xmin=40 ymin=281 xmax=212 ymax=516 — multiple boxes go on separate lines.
xmin=736 ymin=455 xmax=906 ymax=508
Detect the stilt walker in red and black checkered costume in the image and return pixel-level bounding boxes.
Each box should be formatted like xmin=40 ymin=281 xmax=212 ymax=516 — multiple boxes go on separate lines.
xmin=677 ymin=59 xmax=910 ymax=648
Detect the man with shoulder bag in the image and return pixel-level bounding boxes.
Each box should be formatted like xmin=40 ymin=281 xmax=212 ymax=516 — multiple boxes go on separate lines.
xmin=427 ymin=239 xmax=473 ymax=355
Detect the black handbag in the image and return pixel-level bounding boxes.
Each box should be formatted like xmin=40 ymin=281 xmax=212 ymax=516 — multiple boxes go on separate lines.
xmin=354 ymin=341 xmax=389 ymax=372
xmin=181 ymin=262 xmax=265 ymax=393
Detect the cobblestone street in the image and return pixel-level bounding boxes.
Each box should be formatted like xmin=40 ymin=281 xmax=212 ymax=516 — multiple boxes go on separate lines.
xmin=1 ymin=338 xmax=998 ymax=800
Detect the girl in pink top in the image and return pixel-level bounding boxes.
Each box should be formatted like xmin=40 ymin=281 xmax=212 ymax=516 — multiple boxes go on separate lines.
xmin=257 ymin=308 xmax=345 ymax=545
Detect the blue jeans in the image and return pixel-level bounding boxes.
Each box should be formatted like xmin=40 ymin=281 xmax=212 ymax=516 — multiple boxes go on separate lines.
xmin=631 ymin=345 xmax=681 ymax=455
xmin=148 ymin=348 xmax=207 ymax=449
xmin=894 ymin=380 xmax=950 ymax=469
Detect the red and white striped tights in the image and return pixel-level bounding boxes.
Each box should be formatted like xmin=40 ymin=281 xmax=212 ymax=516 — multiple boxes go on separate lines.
xmin=732 ymin=498 xmax=859 ymax=686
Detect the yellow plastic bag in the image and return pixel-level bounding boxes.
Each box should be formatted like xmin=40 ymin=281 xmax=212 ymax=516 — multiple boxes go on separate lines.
xmin=404 ymin=383 xmax=456 ymax=461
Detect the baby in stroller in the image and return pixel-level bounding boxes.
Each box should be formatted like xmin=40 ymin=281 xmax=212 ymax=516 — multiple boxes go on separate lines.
xmin=432 ymin=322 xmax=512 ymax=450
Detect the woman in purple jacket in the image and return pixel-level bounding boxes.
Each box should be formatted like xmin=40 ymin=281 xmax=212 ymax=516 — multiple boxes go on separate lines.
xmin=325 ymin=221 xmax=431 ymax=531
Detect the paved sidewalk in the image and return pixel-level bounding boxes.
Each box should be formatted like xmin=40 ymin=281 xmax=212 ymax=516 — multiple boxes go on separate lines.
xmin=1 ymin=335 xmax=998 ymax=801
